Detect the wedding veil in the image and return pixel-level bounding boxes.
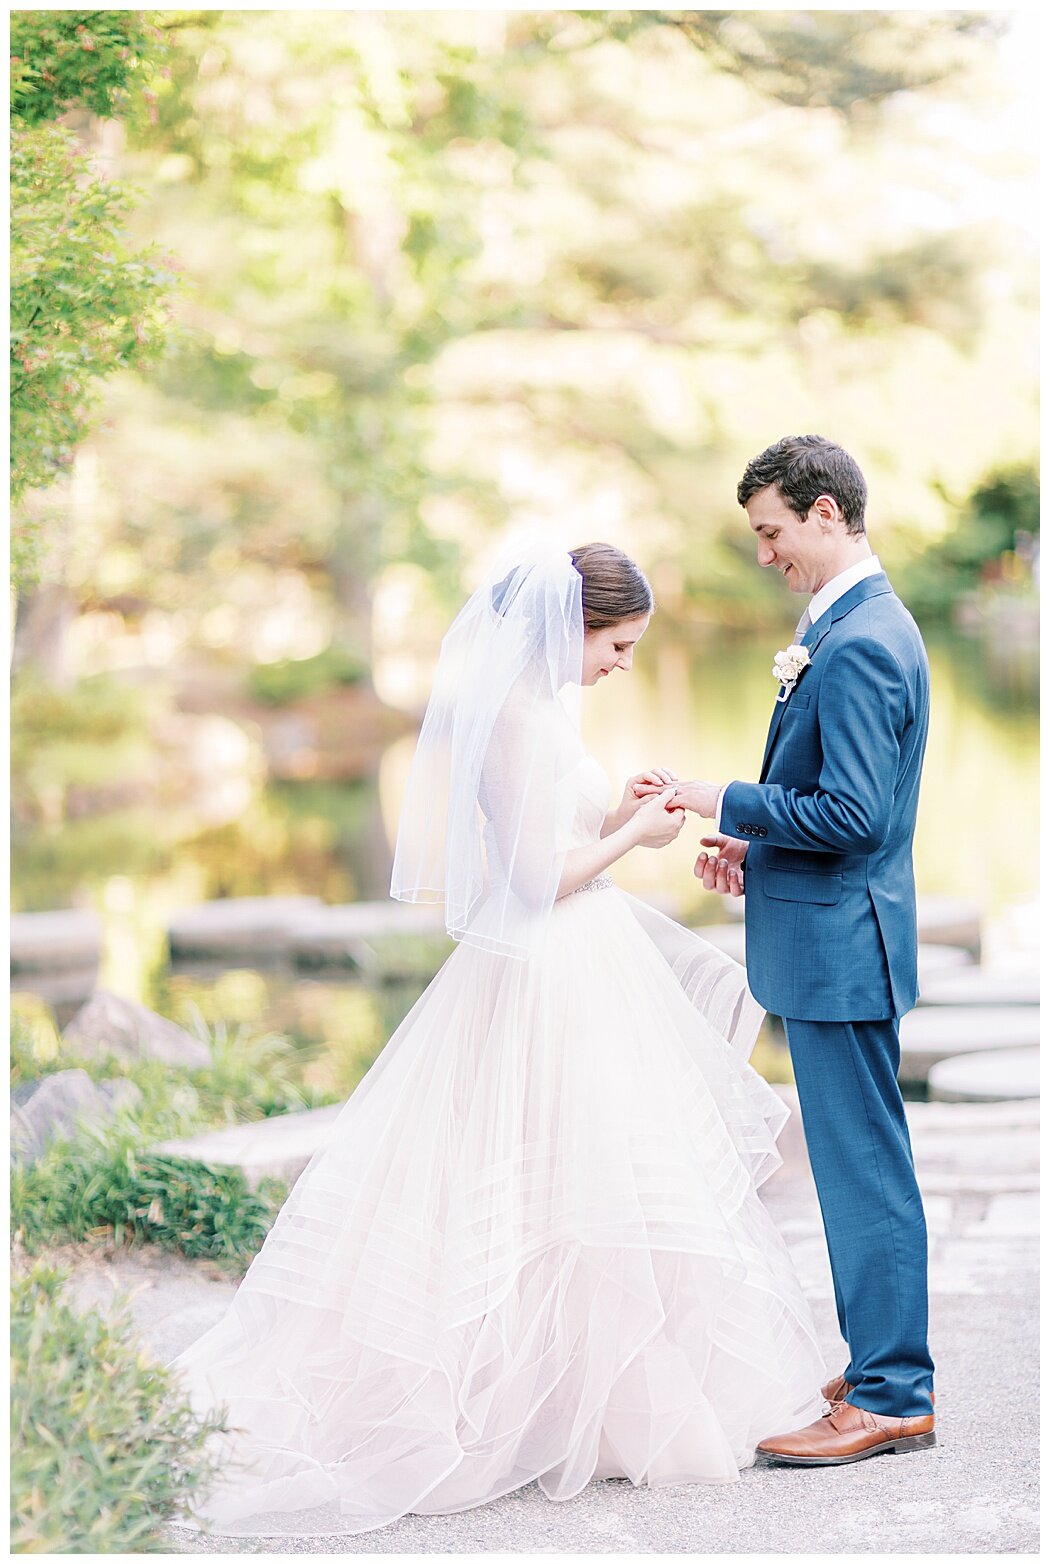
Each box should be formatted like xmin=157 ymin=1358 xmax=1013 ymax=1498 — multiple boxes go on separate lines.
xmin=390 ymin=544 xmax=586 ymax=958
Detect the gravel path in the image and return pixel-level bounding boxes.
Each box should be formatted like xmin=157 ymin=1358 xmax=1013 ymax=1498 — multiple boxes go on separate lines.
xmin=51 ymin=1094 xmax=1039 ymax=1555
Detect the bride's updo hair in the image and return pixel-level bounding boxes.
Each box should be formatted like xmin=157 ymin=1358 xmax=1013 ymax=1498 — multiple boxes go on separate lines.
xmin=570 ymin=543 xmax=654 ymax=630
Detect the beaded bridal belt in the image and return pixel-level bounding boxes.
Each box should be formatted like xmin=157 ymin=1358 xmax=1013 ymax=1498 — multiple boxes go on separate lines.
xmin=570 ymin=872 xmax=614 ymax=895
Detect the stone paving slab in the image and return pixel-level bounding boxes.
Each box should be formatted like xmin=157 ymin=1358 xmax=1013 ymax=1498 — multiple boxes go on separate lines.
xmin=34 ymin=1089 xmax=1039 ymax=1557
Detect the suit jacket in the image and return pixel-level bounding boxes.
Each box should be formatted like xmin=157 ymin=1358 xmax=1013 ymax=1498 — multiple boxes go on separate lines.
xmin=721 ymin=572 xmax=930 ymax=1022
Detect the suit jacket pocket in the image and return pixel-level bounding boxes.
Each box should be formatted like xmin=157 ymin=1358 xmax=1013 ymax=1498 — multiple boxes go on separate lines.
xmin=764 ymin=868 xmax=842 ymax=904
xmin=783 ymin=690 xmax=811 ymax=711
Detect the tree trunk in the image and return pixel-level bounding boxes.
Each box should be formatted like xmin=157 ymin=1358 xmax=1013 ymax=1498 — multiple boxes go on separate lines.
xmin=11 ymin=585 xmax=78 ymax=689
xmin=330 ymin=495 xmax=383 ymax=694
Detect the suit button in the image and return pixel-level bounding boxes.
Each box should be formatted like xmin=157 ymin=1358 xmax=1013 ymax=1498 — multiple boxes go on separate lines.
xmin=736 ymin=823 xmax=746 ymax=833
xmin=758 ymin=827 xmax=767 ymax=837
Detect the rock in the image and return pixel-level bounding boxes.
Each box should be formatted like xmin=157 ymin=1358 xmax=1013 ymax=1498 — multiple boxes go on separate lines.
xmin=10 ymin=1069 xmax=144 ymax=1165
xmin=153 ymin=1103 xmax=345 ymax=1191
xmin=167 ymin=896 xmax=323 ymax=959
xmin=918 ymin=968 xmax=1040 ymax=1008
xmin=11 ymin=909 xmax=101 ymax=971
xmin=98 ymin=1078 xmax=147 ymax=1113
xmin=898 ymin=1006 xmax=1041 ymax=1087
xmin=914 ymin=896 xmax=983 ymax=958
xmin=64 ymin=989 xmax=212 ymax=1070
xmin=928 ymin=1047 xmax=1039 ymax=1104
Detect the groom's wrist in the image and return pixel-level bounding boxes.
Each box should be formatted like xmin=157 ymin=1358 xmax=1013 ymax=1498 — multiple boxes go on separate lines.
xmin=678 ymin=780 xmax=721 ymax=817
xmin=714 ymin=783 xmax=729 ymax=832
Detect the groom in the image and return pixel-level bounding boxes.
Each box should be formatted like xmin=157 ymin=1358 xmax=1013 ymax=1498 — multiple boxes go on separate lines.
xmin=669 ymin=434 xmax=937 ymax=1465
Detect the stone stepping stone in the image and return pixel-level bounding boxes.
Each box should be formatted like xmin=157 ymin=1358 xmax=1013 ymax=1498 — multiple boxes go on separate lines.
xmin=167 ymin=896 xmax=322 ymax=959
xmin=916 ymin=944 xmax=974 ymax=982
xmin=290 ymin=901 xmax=451 ymax=976
xmin=905 ymin=1096 xmax=1039 ymax=1131
xmin=898 ymin=1006 xmax=1041 ymax=1087
xmin=11 ymin=909 xmax=101 ymax=971
xmin=10 ymin=966 xmax=99 ymax=1018
xmin=914 ymin=895 xmax=983 ymax=958
xmin=691 ymin=931 xmax=974 ymax=985
xmin=918 ymin=968 xmax=1040 ymax=1008
xmin=153 ymin=1102 xmax=345 ymax=1191
xmin=928 ymin=1047 xmax=1039 ymax=1103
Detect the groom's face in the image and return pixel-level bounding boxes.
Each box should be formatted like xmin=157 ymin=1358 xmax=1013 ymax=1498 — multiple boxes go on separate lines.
xmin=744 ymin=484 xmax=832 ymax=596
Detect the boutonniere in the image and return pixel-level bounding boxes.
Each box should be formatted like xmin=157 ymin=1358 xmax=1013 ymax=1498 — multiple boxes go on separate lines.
xmin=772 ymin=644 xmax=811 ymax=703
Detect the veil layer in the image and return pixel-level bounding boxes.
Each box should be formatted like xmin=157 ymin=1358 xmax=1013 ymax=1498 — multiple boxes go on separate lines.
xmin=390 ymin=544 xmax=585 ymax=959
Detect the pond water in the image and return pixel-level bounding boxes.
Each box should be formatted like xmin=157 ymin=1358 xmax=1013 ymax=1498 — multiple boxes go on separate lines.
xmin=12 ymin=623 xmax=1038 ymax=1093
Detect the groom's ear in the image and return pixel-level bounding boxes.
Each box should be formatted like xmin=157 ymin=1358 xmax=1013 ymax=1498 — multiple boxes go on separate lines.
xmin=811 ymin=493 xmax=842 ymax=530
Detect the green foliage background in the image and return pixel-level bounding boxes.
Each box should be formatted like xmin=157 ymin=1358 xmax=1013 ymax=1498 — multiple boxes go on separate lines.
xmin=10 ymin=8 xmax=1038 ymax=658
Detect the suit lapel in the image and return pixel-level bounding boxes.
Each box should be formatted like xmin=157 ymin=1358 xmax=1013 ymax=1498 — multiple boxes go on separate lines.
xmin=759 ymin=573 xmax=894 ymax=780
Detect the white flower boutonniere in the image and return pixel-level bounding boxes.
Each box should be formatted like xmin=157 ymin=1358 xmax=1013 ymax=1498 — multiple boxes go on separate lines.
xmin=772 ymin=644 xmax=811 ymax=703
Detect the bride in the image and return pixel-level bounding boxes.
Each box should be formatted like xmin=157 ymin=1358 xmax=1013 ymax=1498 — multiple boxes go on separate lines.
xmin=168 ymin=541 xmax=824 ymax=1538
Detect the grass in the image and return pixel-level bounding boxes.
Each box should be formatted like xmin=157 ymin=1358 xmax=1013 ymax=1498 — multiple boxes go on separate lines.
xmin=9 ymin=1002 xmax=333 ymax=1270
xmin=11 ymin=1121 xmax=287 ymax=1273
xmin=11 ymin=1259 xmax=229 ymax=1553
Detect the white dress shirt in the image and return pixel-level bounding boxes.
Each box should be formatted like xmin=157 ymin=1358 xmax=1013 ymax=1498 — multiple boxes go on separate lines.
xmin=714 ymin=554 xmax=883 ymax=832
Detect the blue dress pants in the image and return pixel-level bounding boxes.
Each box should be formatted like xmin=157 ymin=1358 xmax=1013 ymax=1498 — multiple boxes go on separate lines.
xmin=783 ymin=1015 xmax=935 ymax=1419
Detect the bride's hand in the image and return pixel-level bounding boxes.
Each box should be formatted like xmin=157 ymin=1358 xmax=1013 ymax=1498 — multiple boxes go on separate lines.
xmin=629 ymin=788 xmax=686 ymax=849
xmin=614 ymin=767 xmax=678 ymax=825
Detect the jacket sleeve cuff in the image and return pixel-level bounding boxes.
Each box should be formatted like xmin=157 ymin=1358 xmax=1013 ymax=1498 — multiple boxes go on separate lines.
xmin=717 ymin=782 xmax=750 ymax=839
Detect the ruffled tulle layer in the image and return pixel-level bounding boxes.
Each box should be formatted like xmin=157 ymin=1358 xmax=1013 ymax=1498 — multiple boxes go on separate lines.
xmin=168 ymin=887 xmax=824 ymax=1537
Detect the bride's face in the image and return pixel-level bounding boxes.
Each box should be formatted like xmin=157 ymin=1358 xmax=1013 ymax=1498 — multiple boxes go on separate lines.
xmin=581 ymin=613 xmax=651 ymax=685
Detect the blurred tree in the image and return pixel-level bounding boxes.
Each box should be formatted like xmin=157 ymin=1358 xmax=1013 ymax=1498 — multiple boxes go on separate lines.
xmin=10 ymin=12 xmax=176 ymax=592
xmin=898 ymin=464 xmax=1040 ymax=619
xmin=61 ymin=8 xmax=1036 ymax=675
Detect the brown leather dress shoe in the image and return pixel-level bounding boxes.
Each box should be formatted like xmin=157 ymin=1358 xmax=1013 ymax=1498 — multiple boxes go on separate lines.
xmin=755 ymin=1399 xmax=936 ymax=1467
xmin=821 ymin=1374 xmax=935 ymax=1408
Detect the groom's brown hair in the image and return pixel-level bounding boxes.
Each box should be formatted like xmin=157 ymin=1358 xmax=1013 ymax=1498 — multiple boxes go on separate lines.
xmin=737 ymin=435 xmax=868 ymax=535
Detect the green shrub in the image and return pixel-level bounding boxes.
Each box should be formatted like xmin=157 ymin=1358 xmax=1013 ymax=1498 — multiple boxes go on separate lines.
xmin=11 ymin=1123 xmax=286 ymax=1273
xmin=11 ymin=1258 xmax=227 ymax=1554
xmin=10 ymin=672 xmax=155 ymax=823
xmin=248 ymin=645 xmax=367 ymax=706
xmin=180 ymin=1007 xmax=339 ymax=1122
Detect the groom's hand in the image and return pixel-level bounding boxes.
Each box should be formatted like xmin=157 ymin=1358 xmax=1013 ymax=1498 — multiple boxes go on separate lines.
xmin=667 ymin=780 xmax=721 ymax=818
xmin=694 ymin=834 xmax=747 ymax=897
xmin=633 ymin=779 xmax=720 ymax=816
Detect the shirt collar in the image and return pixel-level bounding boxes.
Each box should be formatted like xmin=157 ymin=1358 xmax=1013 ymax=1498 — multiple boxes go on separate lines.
xmin=809 ymin=554 xmax=882 ymax=626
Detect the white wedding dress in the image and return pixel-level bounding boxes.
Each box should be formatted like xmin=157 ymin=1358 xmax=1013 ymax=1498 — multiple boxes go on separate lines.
xmin=169 ymin=752 xmax=824 ymax=1538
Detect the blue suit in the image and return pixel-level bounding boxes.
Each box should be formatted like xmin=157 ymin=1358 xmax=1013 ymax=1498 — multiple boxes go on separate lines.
xmin=722 ymin=572 xmax=935 ymax=1418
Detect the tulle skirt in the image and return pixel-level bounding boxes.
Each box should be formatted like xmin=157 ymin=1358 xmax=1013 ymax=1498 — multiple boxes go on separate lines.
xmin=167 ymin=885 xmax=824 ymax=1537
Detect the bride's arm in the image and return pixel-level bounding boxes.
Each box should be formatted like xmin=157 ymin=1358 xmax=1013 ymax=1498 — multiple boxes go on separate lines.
xmin=558 ymin=789 xmax=684 ymax=897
